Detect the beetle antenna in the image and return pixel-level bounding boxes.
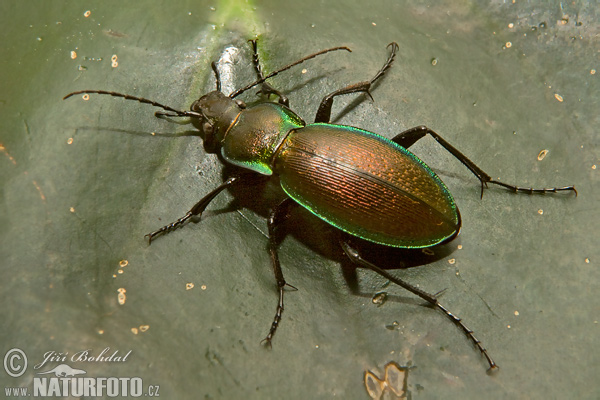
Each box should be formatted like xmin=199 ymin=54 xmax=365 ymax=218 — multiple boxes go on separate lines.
xmin=211 ymin=62 xmax=222 ymax=92
xmin=229 ymin=46 xmax=352 ymax=99
xmin=63 ymin=90 xmax=203 ymax=119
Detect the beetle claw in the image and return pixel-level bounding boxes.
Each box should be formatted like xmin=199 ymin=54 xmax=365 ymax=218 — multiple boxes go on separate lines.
xmin=145 ymin=233 xmax=154 ymax=245
xmin=479 ymin=181 xmax=487 ymax=199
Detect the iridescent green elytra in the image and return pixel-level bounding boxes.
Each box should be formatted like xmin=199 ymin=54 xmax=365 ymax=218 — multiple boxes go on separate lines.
xmin=64 ymin=40 xmax=575 ymax=373
xmin=218 ymin=101 xmax=460 ymax=248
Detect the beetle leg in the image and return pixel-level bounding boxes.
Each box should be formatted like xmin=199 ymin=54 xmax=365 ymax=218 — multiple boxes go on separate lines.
xmin=261 ymin=197 xmax=299 ymax=347
xmin=248 ymin=39 xmax=290 ymax=107
xmin=211 ymin=61 xmax=222 ymax=92
xmin=390 ymin=126 xmax=428 ymax=149
xmin=340 ymin=239 xmax=498 ymax=372
xmin=391 ymin=125 xmax=577 ymax=199
xmin=145 ymin=176 xmax=240 ymax=244
xmin=314 ymin=42 xmax=399 ymax=123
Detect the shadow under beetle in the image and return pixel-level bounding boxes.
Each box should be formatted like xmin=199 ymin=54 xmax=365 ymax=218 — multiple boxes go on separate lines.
xmin=64 ymin=40 xmax=576 ymax=372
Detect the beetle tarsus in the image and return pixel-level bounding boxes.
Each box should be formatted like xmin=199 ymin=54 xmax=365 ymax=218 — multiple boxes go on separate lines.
xmin=314 ymin=42 xmax=398 ymax=123
xmin=260 ymin=337 xmax=273 ymax=348
xmin=248 ymin=39 xmax=290 ymax=106
xmin=145 ymin=177 xmax=240 ymax=244
xmin=262 ymin=198 xmax=299 ymax=346
xmin=145 ymin=211 xmax=193 ymax=244
xmin=340 ymin=239 xmax=498 ymax=371
xmin=486 ymin=179 xmax=577 ymax=197
xmin=262 ymin=287 xmax=285 ymax=347
xmin=369 ymin=42 xmax=399 ymax=85
xmin=392 ymin=125 xmax=576 ymax=199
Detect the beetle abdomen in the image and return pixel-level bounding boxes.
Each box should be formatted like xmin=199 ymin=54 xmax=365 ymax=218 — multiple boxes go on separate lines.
xmin=274 ymin=124 xmax=460 ymax=248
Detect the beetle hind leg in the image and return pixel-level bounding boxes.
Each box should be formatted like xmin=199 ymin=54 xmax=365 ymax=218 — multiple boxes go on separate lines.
xmin=340 ymin=239 xmax=498 ymax=372
xmin=248 ymin=39 xmax=289 ymax=107
xmin=314 ymin=42 xmax=399 ymax=123
xmin=391 ymin=125 xmax=577 ymax=198
xmin=261 ymin=198 xmax=299 ymax=346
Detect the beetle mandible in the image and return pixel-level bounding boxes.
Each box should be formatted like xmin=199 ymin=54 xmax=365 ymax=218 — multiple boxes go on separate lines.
xmin=64 ymin=40 xmax=576 ymax=371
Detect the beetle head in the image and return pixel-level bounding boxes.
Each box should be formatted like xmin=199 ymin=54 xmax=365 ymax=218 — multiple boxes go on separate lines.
xmin=191 ymin=91 xmax=246 ymax=150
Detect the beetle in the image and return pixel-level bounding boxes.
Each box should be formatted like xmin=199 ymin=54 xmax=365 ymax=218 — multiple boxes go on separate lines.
xmin=64 ymin=40 xmax=576 ymax=371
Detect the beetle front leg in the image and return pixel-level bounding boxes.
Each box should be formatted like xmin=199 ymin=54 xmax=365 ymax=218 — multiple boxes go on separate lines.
xmin=391 ymin=126 xmax=577 ymax=198
xmin=314 ymin=42 xmax=398 ymax=123
xmin=262 ymin=197 xmax=299 ymax=346
xmin=248 ymin=39 xmax=289 ymax=107
xmin=145 ymin=176 xmax=240 ymax=243
xmin=340 ymin=239 xmax=498 ymax=372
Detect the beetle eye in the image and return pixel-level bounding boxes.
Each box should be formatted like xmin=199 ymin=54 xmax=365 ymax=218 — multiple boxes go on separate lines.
xmin=235 ymin=99 xmax=247 ymax=109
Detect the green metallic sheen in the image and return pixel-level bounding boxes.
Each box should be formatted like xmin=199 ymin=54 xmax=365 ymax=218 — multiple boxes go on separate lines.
xmin=273 ymin=123 xmax=460 ymax=248
xmin=221 ymin=103 xmax=305 ymax=175
xmin=190 ymin=91 xmax=459 ymax=248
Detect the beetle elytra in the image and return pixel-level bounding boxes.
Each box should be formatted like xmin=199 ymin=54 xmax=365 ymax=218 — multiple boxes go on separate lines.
xmin=64 ymin=40 xmax=576 ymax=371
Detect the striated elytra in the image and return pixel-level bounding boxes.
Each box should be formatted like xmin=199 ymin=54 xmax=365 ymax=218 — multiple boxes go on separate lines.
xmin=64 ymin=40 xmax=576 ymax=372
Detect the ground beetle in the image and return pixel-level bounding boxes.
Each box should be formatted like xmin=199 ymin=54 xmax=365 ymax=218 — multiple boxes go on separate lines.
xmin=64 ymin=40 xmax=576 ymax=371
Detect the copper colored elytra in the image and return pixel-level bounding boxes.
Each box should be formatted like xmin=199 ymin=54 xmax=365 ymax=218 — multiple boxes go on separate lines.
xmin=64 ymin=40 xmax=576 ymax=371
